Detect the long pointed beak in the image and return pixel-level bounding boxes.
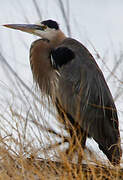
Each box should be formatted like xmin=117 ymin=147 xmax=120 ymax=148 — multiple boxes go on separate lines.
xmin=3 ymin=24 xmax=44 ymax=35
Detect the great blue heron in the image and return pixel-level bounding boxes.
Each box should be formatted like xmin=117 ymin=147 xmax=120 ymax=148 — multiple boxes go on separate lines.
xmin=4 ymin=19 xmax=122 ymax=165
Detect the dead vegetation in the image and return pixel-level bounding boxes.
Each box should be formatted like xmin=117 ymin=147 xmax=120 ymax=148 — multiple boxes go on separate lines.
xmin=0 ymin=144 xmax=123 ymax=180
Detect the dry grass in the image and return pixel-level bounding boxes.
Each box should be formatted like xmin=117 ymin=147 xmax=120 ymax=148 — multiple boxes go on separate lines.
xmin=0 ymin=140 xmax=123 ymax=180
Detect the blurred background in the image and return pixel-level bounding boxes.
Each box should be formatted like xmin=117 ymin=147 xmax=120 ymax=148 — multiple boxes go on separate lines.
xmin=0 ymin=0 xmax=122 ymax=163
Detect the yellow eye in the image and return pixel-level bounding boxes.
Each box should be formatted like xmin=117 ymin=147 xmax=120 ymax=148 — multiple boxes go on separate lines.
xmin=42 ymin=25 xmax=47 ymax=30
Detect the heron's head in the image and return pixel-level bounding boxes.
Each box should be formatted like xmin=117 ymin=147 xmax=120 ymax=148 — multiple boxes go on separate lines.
xmin=4 ymin=19 xmax=65 ymax=41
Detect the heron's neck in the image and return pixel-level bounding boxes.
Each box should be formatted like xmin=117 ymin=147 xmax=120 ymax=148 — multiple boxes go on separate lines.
xmin=50 ymin=30 xmax=66 ymax=48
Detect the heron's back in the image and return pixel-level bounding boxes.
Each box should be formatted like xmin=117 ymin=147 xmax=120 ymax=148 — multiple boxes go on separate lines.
xmin=55 ymin=38 xmax=122 ymax=165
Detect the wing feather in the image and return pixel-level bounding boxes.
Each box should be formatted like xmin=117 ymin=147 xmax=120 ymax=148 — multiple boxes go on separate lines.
xmin=55 ymin=38 xmax=121 ymax=165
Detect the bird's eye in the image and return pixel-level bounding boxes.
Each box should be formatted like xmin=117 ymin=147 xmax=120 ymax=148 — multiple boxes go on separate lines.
xmin=41 ymin=25 xmax=47 ymax=30
xmin=35 ymin=25 xmax=47 ymax=30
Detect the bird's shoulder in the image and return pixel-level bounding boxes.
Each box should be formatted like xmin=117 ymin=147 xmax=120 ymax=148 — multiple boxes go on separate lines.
xmin=59 ymin=38 xmax=92 ymax=56
xmin=57 ymin=38 xmax=99 ymax=70
xmin=57 ymin=38 xmax=101 ymax=80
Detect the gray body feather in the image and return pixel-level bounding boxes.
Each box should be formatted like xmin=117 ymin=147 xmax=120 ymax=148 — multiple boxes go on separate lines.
xmin=55 ymin=38 xmax=121 ymax=165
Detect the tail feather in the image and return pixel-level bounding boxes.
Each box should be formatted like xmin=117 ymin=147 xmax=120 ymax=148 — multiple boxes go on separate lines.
xmin=99 ymin=142 xmax=122 ymax=165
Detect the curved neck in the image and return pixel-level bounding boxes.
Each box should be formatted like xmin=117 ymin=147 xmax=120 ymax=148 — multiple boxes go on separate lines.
xmin=49 ymin=30 xmax=67 ymax=48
